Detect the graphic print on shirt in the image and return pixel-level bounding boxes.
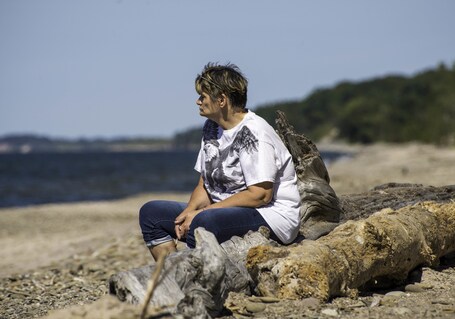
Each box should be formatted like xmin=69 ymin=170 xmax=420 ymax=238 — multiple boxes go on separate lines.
xmin=202 ymin=123 xmax=259 ymax=194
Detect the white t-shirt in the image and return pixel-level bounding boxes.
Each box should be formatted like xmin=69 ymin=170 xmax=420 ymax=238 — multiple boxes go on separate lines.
xmin=194 ymin=111 xmax=301 ymax=244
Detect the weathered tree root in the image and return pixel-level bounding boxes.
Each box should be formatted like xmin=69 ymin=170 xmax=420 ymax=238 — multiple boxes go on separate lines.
xmin=246 ymin=200 xmax=455 ymax=301
xmin=275 ymin=111 xmax=343 ymax=240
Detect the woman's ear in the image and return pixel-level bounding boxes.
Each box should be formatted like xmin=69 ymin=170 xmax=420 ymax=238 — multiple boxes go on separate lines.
xmin=218 ymin=94 xmax=227 ymax=108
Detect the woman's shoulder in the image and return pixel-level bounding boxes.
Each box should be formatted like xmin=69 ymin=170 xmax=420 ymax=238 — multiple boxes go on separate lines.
xmin=243 ymin=110 xmax=268 ymax=127
xmin=244 ymin=111 xmax=277 ymax=138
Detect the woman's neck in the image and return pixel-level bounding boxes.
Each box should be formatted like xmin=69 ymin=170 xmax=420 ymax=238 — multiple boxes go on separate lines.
xmin=217 ymin=109 xmax=247 ymax=130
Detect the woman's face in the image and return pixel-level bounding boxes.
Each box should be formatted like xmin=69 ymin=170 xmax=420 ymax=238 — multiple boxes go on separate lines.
xmin=196 ymin=92 xmax=220 ymax=119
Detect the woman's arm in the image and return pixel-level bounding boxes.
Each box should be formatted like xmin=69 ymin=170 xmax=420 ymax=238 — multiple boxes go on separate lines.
xmin=186 ymin=175 xmax=212 ymax=210
xmin=207 ymin=181 xmax=274 ymax=209
xmin=175 ymin=176 xmax=211 ymax=239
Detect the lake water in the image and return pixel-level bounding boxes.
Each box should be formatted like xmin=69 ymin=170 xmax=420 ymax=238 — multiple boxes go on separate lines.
xmin=0 ymin=150 xmax=344 ymax=207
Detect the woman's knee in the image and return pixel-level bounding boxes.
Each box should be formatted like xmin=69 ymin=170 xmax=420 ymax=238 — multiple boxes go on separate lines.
xmin=190 ymin=211 xmax=208 ymax=227
xmin=139 ymin=200 xmax=155 ymax=221
xmin=139 ymin=200 xmax=167 ymax=227
xmin=185 ymin=212 xmax=213 ymax=249
xmin=139 ymin=200 xmax=182 ymax=245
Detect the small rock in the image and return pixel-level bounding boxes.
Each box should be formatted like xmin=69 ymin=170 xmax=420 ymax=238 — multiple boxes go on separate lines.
xmin=432 ymin=299 xmax=452 ymax=305
xmin=385 ymin=291 xmax=405 ymax=297
xmin=405 ymin=283 xmax=425 ymax=292
xmin=245 ymin=301 xmax=266 ymax=313
xmin=321 ymin=308 xmax=339 ymax=317
xmin=442 ymin=306 xmax=455 ymax=313
xmin=250 ymin=296 xmax=281 ymax=303
xmin=346 ymin=301 xmax=365 ymax=309
xmin=370 ymin=295 xmax=381 ymax=308
xmin=419 ymin=283 xmax=433 ymax=289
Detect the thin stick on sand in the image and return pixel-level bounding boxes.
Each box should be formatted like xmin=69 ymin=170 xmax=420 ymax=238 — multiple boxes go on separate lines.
xmin=140 ymin=254 xmax=166 ymax=319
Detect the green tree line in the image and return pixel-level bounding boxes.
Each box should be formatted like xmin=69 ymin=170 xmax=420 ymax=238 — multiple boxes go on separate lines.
xmin=173 ymin=62 xmax=455 ymax=147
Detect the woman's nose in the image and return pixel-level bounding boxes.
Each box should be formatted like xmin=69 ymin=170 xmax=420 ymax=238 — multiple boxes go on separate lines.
xmin=196 ymin=98 xmax=202 ymax=105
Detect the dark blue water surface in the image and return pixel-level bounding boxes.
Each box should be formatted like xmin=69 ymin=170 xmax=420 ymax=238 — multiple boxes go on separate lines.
xmin=0 ymin=150 xmax=344 ymax=207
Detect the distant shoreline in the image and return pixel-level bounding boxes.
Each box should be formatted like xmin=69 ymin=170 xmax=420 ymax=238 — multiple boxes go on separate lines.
xmin=0 ymin=149 xmax=347 ymax=208
xmin=0 ymin=133 xmax=197 ymax=154
xmin=0 ymin=145 xmax=198 ymax=154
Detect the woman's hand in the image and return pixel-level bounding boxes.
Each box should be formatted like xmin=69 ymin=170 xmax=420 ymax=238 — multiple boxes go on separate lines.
xmin=174 ymin=208 xmax=204 ymax=240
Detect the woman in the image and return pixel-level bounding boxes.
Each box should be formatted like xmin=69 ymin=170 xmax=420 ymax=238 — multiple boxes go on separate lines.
xmin=139 ymin=63 xmax=301 ymax=260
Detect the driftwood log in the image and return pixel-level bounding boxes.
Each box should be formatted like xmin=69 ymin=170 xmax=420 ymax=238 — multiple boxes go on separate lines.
xmin=108 ymin=111 xmax=455 ymax=318
xmin=246 ymin=200 xmax=455 ymax=301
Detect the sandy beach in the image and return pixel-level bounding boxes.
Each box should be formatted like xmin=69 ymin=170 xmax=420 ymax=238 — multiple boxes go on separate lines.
xmin=1 ymin=143 xmax=455 ymax=318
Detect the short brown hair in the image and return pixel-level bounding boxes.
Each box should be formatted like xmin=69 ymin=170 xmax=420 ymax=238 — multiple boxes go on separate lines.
xmin=195 ymin=62 xmax=248 ymax=109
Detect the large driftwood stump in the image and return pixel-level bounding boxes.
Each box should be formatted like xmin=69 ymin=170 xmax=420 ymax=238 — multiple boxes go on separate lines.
xmin=275 ymin=111 xmax=342 ymax=239
xmin=246 ymin=200 xmax=455 ymax=301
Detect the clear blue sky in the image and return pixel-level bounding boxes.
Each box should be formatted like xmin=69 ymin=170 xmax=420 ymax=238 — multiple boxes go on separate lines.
xmin=1 ymin=0 xmax=454 ymax=139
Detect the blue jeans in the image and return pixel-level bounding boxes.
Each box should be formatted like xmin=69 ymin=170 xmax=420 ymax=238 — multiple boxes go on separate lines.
xmin=139 ymin=200 xmax=278 ymax=248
